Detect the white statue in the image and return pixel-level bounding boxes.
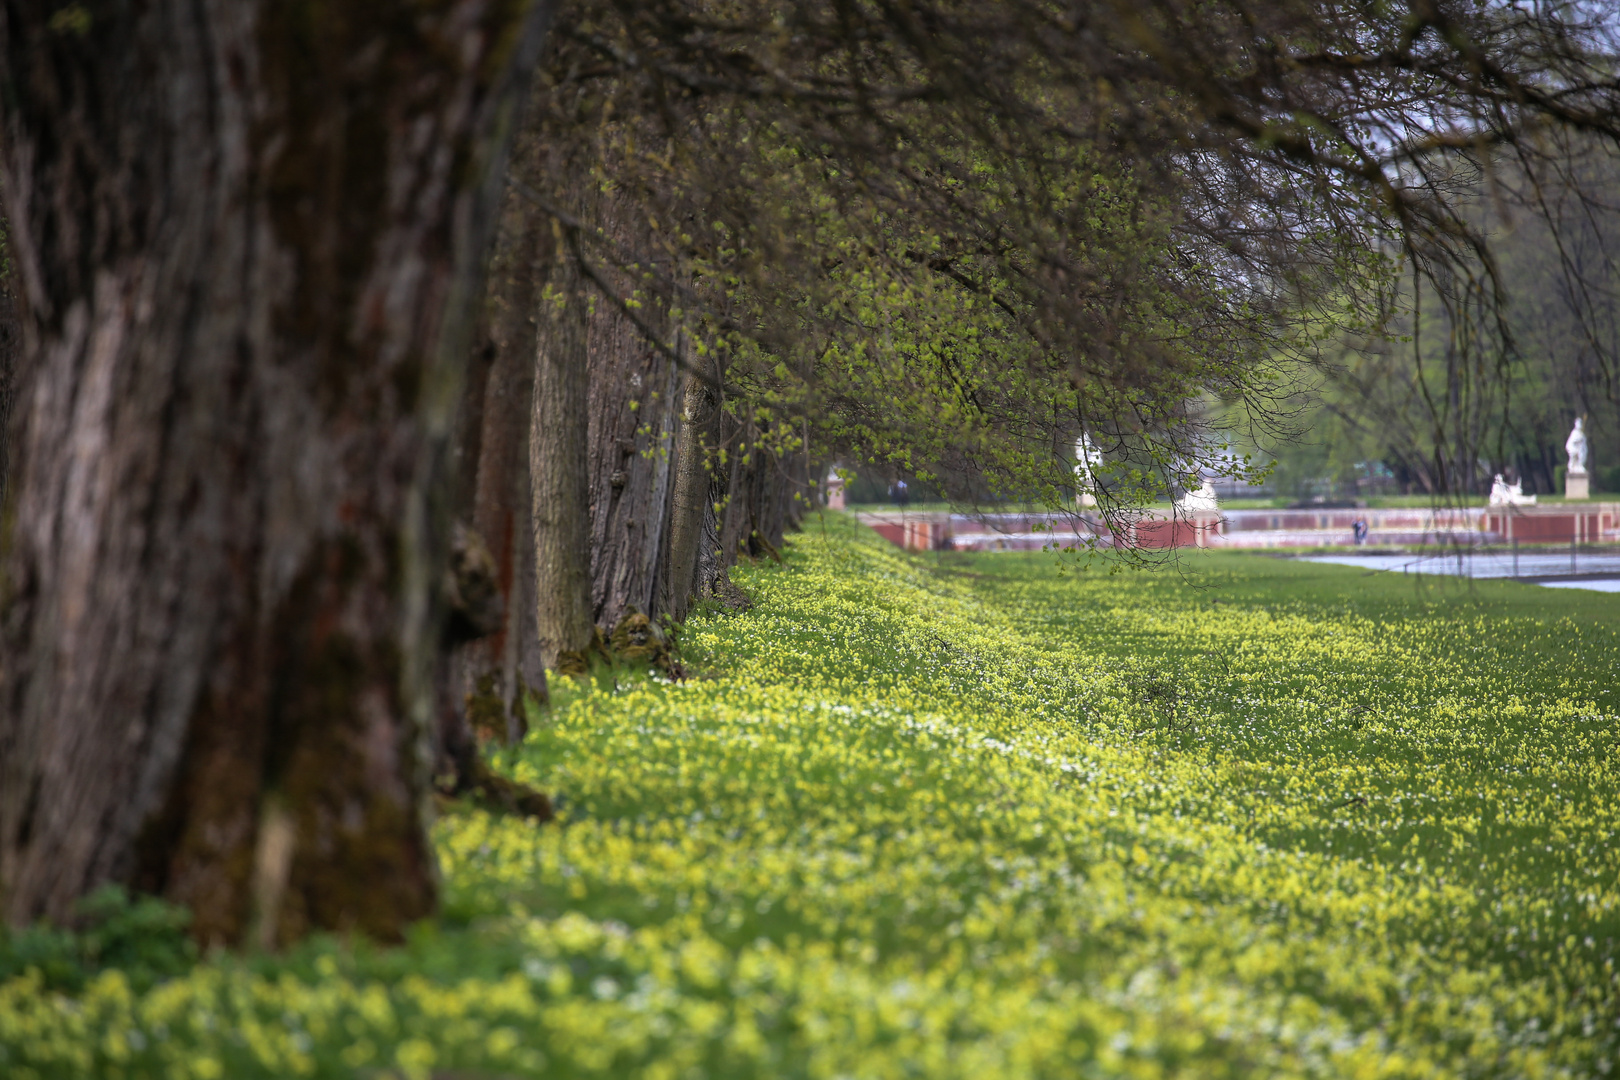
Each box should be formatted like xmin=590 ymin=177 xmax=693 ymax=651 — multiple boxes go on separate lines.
xmin=1488 ymin=473 xmax=1536 ymax=506
xmin=1074 ymin=432 xmax=1099 ymax=507
xmin=1177 ymin=478 xmax=1219 ymax=512
xmin=1565 ymin=417 xmax=1589 ymax=476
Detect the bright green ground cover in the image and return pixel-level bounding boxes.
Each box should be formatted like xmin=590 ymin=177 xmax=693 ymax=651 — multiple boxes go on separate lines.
xmin=3 ymin=516 xmax=1618 ymax=1079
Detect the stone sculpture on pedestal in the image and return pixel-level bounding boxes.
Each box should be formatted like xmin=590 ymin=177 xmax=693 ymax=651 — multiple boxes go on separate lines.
xmin=1565 ymin=417 xmax=1589 ymax=500
xmin=1489 ymin=473 xmax=1536 ymax=506
xmin=1177 ymin=478 xmax=1220 ymax=513
xmin=1074 ymin=432 xmax=1099 ymax=508
xmin=825 ymin=468 xmax=846 ymax=511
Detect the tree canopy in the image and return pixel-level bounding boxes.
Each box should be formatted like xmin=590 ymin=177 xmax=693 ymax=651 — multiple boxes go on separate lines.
xmin=535 ymin=0 xmax=1620 ymax=510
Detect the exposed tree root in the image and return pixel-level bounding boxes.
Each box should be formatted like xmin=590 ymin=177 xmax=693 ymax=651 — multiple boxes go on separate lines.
xmin=436 ymin=755 xmax=553 ymax=822
xmin=555 ymin=611 xmax=688 ymax=681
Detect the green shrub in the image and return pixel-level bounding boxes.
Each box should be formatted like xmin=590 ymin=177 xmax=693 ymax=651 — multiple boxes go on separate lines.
xmin=0 ymin=885 xmax=195 ymax=993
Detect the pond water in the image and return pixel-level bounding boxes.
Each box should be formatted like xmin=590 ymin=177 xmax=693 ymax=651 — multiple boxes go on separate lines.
xmin=1300 ymin=551 xmax=1620 ymax=592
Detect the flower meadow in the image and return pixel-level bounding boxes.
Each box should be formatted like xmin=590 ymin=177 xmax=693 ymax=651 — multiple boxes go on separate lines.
xmin=3 ymin=516 xmax=1618 ymax=1079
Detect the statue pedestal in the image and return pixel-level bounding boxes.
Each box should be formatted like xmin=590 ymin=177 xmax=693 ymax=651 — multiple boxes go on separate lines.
xmin=1566 ymin=472 xmax=1590 ymax=500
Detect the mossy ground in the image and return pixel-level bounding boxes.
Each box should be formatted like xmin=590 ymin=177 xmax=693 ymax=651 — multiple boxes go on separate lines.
xmin=3 ymin=515 xmax=1617 ymax=1078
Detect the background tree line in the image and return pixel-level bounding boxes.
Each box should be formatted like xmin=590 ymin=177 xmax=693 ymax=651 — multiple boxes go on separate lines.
xmin=1233 ymin=143 xmax=1620 ymax=500
xmin=2 ymin=0 xmax=1619 ymax=947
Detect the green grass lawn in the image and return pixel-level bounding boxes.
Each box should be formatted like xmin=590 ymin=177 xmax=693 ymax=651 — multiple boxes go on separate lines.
xmin=4 ymin=516 xmax=1617 ymax=1078
xmin=852 ymin=494 xmax=1620 ymax=512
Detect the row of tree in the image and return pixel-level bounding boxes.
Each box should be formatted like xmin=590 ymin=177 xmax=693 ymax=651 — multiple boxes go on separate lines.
xmin=3 ymin=0 xmax=1619 ymax=947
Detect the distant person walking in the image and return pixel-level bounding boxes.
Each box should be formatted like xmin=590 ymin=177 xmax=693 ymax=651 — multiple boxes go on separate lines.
xmin=890 ymin=479 xmax=910 ymax=507
xmin=1352 ymin=518 xmax=1369 ymax=546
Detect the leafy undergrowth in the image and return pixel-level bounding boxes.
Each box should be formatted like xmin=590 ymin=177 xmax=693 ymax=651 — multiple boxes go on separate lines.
xmin=4 ymin=515 xmax=1618 ymax=1078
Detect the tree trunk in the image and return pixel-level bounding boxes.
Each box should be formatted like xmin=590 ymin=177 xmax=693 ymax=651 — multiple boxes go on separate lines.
xmin=448 ymin=120 xmax=554 ymax=751
xmin=783 ymin=435 xmax=813 ymax=535
xmin=707 ymin=415 xmax=800 ymax=572
xmin=587 ymin=320 xmax=679 ymax=631
xmin=0 ymin=1 xmax=550 ymax=946
xmin=475 ymin=204 xmax=549 ymax=737
xmin=719 ymin=417 xmax=761 ymax=563
xmin=585 ymin=202 xmax=680 ymax=632
xmin=0 ymin=217 xmax=18 ymax=515
xmin=530 ymin=220 xmax=595 ymax=669
xmin=697 ymin=406 xmax=750 ymax=597
xmin=666 ymin=361 xmax=719 ymax=623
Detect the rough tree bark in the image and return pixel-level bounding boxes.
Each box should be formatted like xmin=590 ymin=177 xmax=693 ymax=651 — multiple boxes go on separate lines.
xmin=585 ymin=199 xmax=679 ymax=632
xmin=690 ymin=411 xmax=805 ymax=606
xmin=530 ymin=219 xmax=595 ymax=669
xmin=447 ymin=125 xmax=555 ymax=751
xmin=586 ymin=322 xmax=678 ymax=631
xmin=665 ymin=364 xmax=719 ymax=623
xmin=469 ymin=201 xmax=550 ymax=736
xmin=765 ymin=447 xmax=810 ymax=549
xmin=0 ymin=211 xmax=18 ymax=514
xmin=784 ymin=439 xmax=813 ymax=534
xmin=719 ymin=420 xmax=763 ymax=563
xmin=696 ymin=406 xmax=753 ymax=604
xmin=0 ymin=2 xmax=549 ymax=945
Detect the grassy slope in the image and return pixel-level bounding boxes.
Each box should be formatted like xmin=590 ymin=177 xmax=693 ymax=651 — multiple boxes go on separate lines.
xmin=3 ymin=516 xmax=1617 ymax=1078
